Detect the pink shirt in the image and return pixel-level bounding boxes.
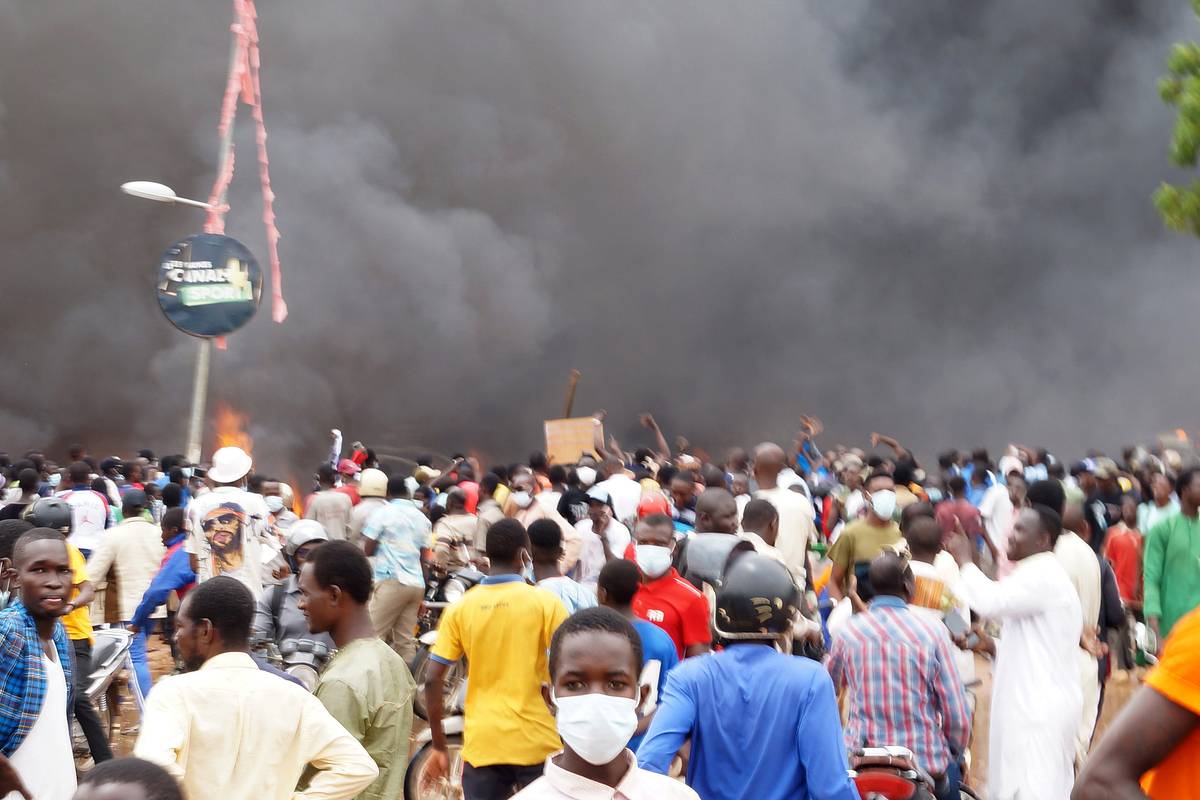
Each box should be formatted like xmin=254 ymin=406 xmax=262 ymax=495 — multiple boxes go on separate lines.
xmin=512 ymin=751 xmax=699 ymax=800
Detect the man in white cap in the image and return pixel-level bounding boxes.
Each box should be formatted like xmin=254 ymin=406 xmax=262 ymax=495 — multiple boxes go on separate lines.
xmin=186 ymin=446 xmax=270 ymax=598
xmin=347 ymin=469 xmax=388 ymax=549
xmin=253 ymin=520 xmax=335 ymax=650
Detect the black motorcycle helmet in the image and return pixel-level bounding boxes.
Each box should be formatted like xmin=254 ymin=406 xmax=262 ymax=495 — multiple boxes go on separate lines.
xmin=22 ymin=497 xmax=73 ymax=534
xmin=713 ymin=553 xmax=800 ymax=641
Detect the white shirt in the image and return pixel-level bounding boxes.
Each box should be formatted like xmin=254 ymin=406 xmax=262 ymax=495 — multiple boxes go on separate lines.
xmin=574 ymin=518 xmax=632 ymax=587
xmin=1054 ymin=530 xmax=1103 ymax=762
xmin=536 ymin=490 xmax=563 ymax=514
xmin=752 ymin=487 xmax=816 ymax=582
xmin=56 ymin=487 xmax=112 ymax=552
xmin=7 ymin=654 xmax=75 ymax=800
xmin=185 ymin=486 xmax=270 ymax=598
xmin=1054 ymin=532 xmax=1101 ymax=632
xmin=594 ymin=474 xmax=643 ymax=525
xmin=85 ymin=516 xmax=167 ymax=620
xmin=514 ymin=750 xmax=699 ymax=799
xmin=978 ymin=484 xmax=1014 ymax=550
xmin=134 ymin=652 xmax=377 ymax=800
xmin=958 ymin=553 xmax=1083 ymax=800
xmin=348 ymin=496 xmax=388 ymax=546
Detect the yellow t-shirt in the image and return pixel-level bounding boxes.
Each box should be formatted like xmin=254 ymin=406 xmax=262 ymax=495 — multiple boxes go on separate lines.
xmin=431 ymin=577 xmax=567 ymax=767
xmin=1142 ymin=606 xmax=1200 ymax=796
xmin=62 ymin=543 xmax=93 ymax=643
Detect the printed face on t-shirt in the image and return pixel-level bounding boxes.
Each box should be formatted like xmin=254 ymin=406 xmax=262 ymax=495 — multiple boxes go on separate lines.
xmin=202 ymin=503 xmax=246 ymax=574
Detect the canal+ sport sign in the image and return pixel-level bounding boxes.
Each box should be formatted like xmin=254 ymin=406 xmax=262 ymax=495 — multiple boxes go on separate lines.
xmin=156 ymin=233 xmax=263 ymax=338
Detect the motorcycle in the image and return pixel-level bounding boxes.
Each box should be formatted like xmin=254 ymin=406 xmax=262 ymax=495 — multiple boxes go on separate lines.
xmin=74 ymin=627 xmax=135 ymax=765
xmin=404 ymin=678 xmax=467 ymax=800
xmin=250 ymin=637 xmax=333 ymax=692
xmin=849 ymin=746 xmax=979 ymax=800
xmin=410 ymin=564 xmax=483 ymax=720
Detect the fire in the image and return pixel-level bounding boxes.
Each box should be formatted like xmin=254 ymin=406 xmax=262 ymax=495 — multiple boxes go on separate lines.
xmin=214 ymin=402 xmax=253 ymax=454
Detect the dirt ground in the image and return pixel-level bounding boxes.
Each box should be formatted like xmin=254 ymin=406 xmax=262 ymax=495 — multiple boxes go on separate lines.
xmin=101 ymin=634 xmax=1145 ymax=793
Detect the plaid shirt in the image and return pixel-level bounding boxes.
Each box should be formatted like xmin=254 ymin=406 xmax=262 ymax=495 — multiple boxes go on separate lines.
xmin=0 ymin=601 xmax=73 ymax=755
xmin=828 ymin=595 xmax=970 ymax=775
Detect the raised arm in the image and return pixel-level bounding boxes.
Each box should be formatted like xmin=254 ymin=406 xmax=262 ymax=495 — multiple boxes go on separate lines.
xmin=639 ymin=413 xmax=671 ymax=462
xmin=870 ymin=432 xmax=910 ymax=461
xmin=591 ymin=411 xmax=611 ymax=460
xmin=328 ymin=428 xmax=343 ymax=470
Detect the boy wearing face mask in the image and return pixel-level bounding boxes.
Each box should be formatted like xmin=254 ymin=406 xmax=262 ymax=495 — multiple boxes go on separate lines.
xmin=513 ymin=606 xmax=699 ymax=799
xmin=630 ymin=515 xmax=711 ymax=659
xmin=827 ymin=470 xmax=902 ymax=613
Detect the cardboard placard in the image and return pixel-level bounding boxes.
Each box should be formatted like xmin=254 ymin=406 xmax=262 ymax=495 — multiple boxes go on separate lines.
xmin=544 ymin=418 xmax=600 ymax=465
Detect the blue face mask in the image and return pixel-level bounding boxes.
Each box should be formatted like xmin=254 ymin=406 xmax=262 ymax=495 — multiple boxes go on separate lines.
xmin=926 ymin=488 xmax=944 ymax=503
xmin=47 ymin=473 xmax=61 ymax=488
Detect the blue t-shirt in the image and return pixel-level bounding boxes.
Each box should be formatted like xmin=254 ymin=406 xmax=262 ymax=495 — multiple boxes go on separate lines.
xmin=638 ymin=644 xmax=859 ymax=800
xmin=361 ymin=499 xmax=432 ymax=588
xmin=630 ymin=619 xmax=680 ymax=752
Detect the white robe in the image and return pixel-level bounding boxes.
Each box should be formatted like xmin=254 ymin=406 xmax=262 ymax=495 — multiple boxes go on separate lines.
xmin=958 ymin=552 xmax=1083 ymax=800
xmin=1054 ymin=531 xmax=1102 ymax=765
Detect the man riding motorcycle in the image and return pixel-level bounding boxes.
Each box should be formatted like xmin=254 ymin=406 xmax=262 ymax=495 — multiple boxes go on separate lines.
xmin=252 ymin=520 xmax=334 ymax=652
xmin=637 ymin=553 xmax=859 ymax=800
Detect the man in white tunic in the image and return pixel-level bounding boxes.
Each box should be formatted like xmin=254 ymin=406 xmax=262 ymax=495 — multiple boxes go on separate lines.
xmin=1056 ymin=503 xmax=1102 ymax=766
xmin=947 ymin=505 xmax=1082 ymax=800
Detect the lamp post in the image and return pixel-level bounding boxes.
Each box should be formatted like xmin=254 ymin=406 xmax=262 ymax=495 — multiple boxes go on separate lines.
xmin=122 ymin=24 xmax=244 ymax=467
xmin=121 ymin=181 xmax=219 ymax=466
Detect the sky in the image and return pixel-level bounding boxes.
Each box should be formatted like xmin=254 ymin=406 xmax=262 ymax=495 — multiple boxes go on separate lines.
xmin=2 ymin=1 xmax=1198 ymax=475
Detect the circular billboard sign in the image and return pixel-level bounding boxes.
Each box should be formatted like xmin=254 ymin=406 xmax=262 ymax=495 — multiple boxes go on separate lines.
xmin=156 ymin=233 xmax=263 ymax=338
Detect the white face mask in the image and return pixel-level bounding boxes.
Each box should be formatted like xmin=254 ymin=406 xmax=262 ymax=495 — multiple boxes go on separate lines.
xmin=576 ymin=466 xmax=597 ymax=487
xmin=871 ymin=489 xmax=897 ymax=520
xmin=552 ymin=690 xmax=639 ymax=765
xmin=635 ymin=544 xmax=672 ymax=579
xmin=265 ymin=495 xmax=285 ymax=513
xmin=512 ymin=491 xmax=534 ymax=509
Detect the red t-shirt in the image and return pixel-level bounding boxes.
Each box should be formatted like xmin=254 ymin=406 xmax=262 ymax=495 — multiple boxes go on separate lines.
xmin=334 ymin=485 xmax=361 ymax=506
xmin=632 ymin=567 xmax=711 ymax=658
xmin=935 ymin=498 xmax=983 ymax=543
xmin=1103 ymin=524 xmax=1142 ymax=604
xmin=458 ymin=481 xmax=480 ymax=514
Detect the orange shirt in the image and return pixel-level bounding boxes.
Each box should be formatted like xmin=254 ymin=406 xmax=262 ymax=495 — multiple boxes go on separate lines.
xmin=1142 ymin=606 xmax=1200 ymax=796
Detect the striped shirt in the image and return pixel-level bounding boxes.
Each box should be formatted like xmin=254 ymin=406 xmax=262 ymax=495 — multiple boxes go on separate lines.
xmin=827 ymin=595 xmax=970 ymax=775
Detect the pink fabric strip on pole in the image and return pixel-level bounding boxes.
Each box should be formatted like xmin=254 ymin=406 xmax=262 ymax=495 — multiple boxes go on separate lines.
xmin=203 ymin=0 xmax=286 ymax=324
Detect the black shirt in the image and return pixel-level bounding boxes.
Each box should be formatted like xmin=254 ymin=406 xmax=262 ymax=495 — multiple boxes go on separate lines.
xmin=557 ymin=488 xmax=590 ymax=527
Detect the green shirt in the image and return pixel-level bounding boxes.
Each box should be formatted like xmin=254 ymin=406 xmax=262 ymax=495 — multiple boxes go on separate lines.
xmin=1143 ymin=511 xmax=1200 ymax=639
xmin=828 ymin=519 xmax=902 ymax=571
xmin=314 ymin=637 xmax=415 ymax=800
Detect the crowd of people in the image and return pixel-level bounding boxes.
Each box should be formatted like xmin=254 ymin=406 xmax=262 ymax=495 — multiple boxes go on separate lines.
xmin=1 ymin=415 xmax=1200 ymax=799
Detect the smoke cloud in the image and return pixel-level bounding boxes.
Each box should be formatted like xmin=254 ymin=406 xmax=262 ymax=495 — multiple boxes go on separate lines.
xmin=1 ymin=1 xmax=1197 ymax=474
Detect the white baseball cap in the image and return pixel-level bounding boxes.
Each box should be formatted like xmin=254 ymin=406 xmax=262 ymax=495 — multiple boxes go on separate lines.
xmin=208 ymin=446 xmax=253 ymax=484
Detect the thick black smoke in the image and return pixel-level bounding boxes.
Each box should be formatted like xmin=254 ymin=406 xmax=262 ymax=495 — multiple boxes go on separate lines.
xmin=1 ymin=1 xmax=1197 ymax=474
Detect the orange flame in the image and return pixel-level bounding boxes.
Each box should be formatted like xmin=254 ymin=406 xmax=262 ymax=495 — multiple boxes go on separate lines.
xmin=214 ymin=402 xmax=253 ymax=454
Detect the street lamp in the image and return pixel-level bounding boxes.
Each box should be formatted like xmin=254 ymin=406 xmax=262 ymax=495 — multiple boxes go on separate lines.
xmin=120 ymin=181 xmax=217 ymax=210
xmin=121 ymin=180 xmax=217 ymax=467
